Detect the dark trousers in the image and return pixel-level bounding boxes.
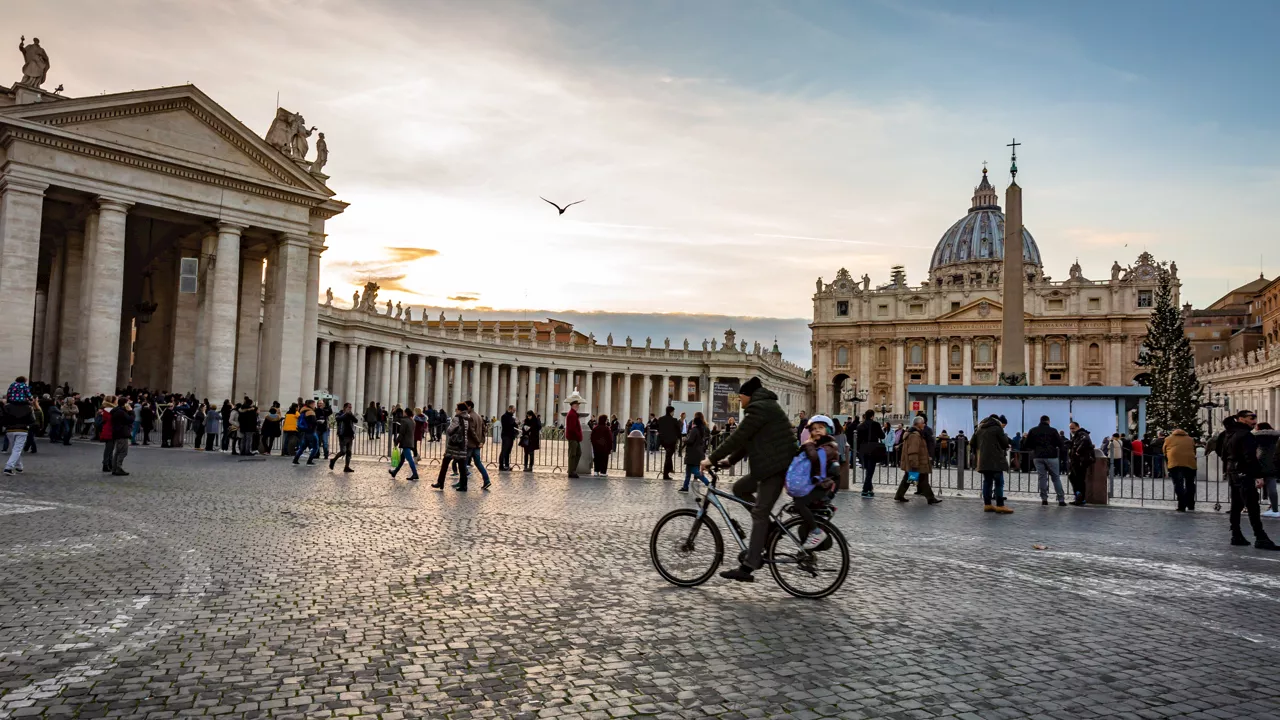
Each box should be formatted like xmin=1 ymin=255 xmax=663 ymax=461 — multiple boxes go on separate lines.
xmin=294 ymin=432 xmax=318 ymax=462
xmin=732 ymin=472 xmax=784 ymax=570
xmin=241 ymin=432 xmax=257 ymax=456
xmin=593 ymin=451 xmax=608 ymax=475
xmin=1170 ymin=466 xmax=1196 ymax=510
xmin=101 ymin=441 xmax=114 ymax=470
xmin=523 ymin=448 xmax=535 ymax=470
xmin=205 ymin=433 xmax=216 ymax=451
xmin=262 ymin=435 xmax=275 ymax=454
xmin=499 ymin=436 xmax=515 ymax=470
xmin=793 ymin=485 xmax=828 ymax=543
xmin=332 ymin=436 xmax=353 ymax=468
xmin=860 ymin=456 xmax=877 ymax=493
xmin=567 ymin=439 xmax=581 ymax=477
xmin=111 ymin=438 xmax=129 ymax=474
xmin=895 ymin=472 xmax=936 ymax=501
xmin=1229 ymin=479 xmax=1270 ymax=542
xmin=221 ymin=429 xmax=231 ymax=451
xmin=981 ymin=470 xmax=1005 ymax=506
xmin=438 ymin=456 xmax=469 ymax=488
xmin=1068 ymin=468 xmax=1088 ymax=503
xmin=661 ymin=442 xmax=677 ymax=478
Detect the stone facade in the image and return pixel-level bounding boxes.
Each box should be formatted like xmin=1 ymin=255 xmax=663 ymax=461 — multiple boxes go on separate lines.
xmin=1197 ymin=346 xmax=1280 ymax=427
xmin=810 ymin=169 xmax=1168 ymax=416
xmin=314 ymin=303 xmax=810 ymax=423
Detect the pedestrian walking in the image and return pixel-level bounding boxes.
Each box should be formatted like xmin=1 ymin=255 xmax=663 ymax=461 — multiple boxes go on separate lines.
xmin=2 ymin=377 xmax=35 ymax=475
xmin=108 ymin=397 xmax=132 ymax=476
xmin=973 ymin=414 xmax=1013 ymax=513
xmin=1025 ymin=415 xmax=1067 ymax=506
xmin=281 ymin=403 xmax=299 ymax=456
xmin=387 ymin=408 xmax=420 ymax=480
xmin=894 ymin=417 xmax=941 ymax=504
xmin=432 ymin=402 xmax=471 ymax=490
xmin=680 ymin=412 xmax=709 ymax=492
xmin=465 ymin=400 xmax=491 ymax=490
xmin=498 ymin=405 xmax=518 ymax=471
xmin=1220 ymin=411 xmax=1278 ymax=550
xmin=1255 ymin=422 xmax=1280 ymax=517
xmin=314 ymin=400 xmax=331 ymax=459
xmin=656 ymin=406 xmax=681 ymax=480
xmin=855 ymin=409 xmax=886 ymax=498
xmin=591 ymin=414 xmax=613 ymax=477
xmin=330 ymin=402 xmax=357 ymax=472
xmin=1163 ymin=426 xmax=1197 ymax=512
xmin=291 ymin=400 xmax=319 ymax=465
xmin=1066 ymin=422 xmax=1095 ymax=505
xmin=566 ymin=398 xmax=583 ymax=478
xmin=520 ymin=410 xmax=541 ymax=471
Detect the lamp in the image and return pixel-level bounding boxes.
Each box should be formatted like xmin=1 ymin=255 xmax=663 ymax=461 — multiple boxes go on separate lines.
xmin=134 ymin=270 xmax=158 ymax=325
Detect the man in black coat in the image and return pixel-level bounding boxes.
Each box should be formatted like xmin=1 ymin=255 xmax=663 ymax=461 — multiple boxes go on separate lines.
xmin=498 ymin=405 xmax=519 ymax=471
xmin=1025 ymin=415 xmax=1066 ymax=506
xmin=1223 ymin=411 xmax=1279 ymax=550
xmin=656 ymin=406 xmax=682 ymax=480
xmin=1066 ymin=421 xmax=1095 ymax=506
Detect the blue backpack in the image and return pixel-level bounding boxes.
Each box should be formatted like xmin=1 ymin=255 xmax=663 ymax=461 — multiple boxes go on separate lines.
xmin=785 ymin=448 xmax=829 ymax=498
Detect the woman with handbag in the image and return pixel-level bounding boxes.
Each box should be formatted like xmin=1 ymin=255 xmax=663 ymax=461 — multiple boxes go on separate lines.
xmin=894 ymin=417 xmax=942 ymax=504
xmin=855 ymin=409 xmax=885 ymax=498
xmin=520 ymin=410 xmax=541 ymax=471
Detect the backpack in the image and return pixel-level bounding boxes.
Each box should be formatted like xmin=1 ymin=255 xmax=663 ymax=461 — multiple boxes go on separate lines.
xmin=99 ymin=409 xmax=113 ymax=441
xmin=785 ymin=447 xmax=829 ymax=498
xmin=296 ymin=411 xmax=309 ymax=431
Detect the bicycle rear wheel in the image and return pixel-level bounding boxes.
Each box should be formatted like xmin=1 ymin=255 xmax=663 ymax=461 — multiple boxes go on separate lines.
xmin=767 ymin=517 xmax=849 ymax=599
xmin=650 ymin=508 xmax=724 ymax=586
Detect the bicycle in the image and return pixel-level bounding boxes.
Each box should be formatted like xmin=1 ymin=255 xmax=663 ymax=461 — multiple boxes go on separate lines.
xmin=649 ymin=466 xmax=850 ymax=598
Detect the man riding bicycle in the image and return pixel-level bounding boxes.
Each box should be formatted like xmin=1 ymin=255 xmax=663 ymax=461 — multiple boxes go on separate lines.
xmin=701 ymin=376 xmax=800 ymax=582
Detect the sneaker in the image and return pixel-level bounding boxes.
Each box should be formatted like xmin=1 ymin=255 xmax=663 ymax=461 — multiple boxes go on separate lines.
xmin=1058 ymin=501 xmax=1067 ymax=507
xmin=803 ymin=529 xmax=828 ymax=551
xmin=860 ymin=490 xmax=871 ymax=498
xmin=14 ymin=467 xmax=22 ymax=474
xmin=927 ymin=498 xmax=943 ymax=505
xmin=482 ymin=482 xmax=491 ymax=490
xmin=1262 ymin=510 xmax=1280 ymax=518
xmin=719 ymin=565 xmax=755 ymax=582
xmin=678 ymin=487 xmax=689 ymax=492
xmin=2 ymin=468 xmax=12 ymax=476
xmin=1041 ymin=499 xmax=1049 ymax=506
xmin=343 ymin=467 xmax=355 ymax=473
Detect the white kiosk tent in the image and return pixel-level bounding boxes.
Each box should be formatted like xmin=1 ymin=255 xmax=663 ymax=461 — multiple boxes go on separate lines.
xmin=907 ymin=385 xmax=1151 ymax=440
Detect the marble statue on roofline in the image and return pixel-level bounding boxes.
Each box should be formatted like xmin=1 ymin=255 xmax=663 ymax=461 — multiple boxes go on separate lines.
xmin=324 ymin=287 xmax=333 ymax=306
xmin=17 ymin=36 xmax=49 ymax=88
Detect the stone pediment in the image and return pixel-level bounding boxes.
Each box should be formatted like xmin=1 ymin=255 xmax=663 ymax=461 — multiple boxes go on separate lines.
xmin=0 ymin=84 xmax=333 ymax=197
xmin=937 ymin=298 xmax=1033 ymax=321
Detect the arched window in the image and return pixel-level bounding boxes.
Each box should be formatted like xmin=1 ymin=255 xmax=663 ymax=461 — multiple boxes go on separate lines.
xmin=951 ymin=345 xmax=961 ymax=366
xmin=1088 ymin=342 xmax=1101 ymax=364
xmin=878 ymin=346 xmax=888 ymax=366
xmin=836 ymin=346 xmax=849 ymax=365
xmin=1048 ymin=341 xmax=1063 ymax=363
xmin=910 ymin=344 xmax=923 ymax=364
xmin=977 ymin=342 xmax=991 ymax=364
xmin=979 ymin=237 xmax=991 ymax=258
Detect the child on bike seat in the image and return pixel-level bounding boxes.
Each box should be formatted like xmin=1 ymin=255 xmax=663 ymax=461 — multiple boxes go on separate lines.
xmin=797 ymin=415 xmax=840 ymax=550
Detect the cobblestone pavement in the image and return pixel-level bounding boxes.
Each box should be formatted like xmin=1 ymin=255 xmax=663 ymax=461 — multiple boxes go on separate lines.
xmin=2 ymin=443 xmax=1280 ymax=720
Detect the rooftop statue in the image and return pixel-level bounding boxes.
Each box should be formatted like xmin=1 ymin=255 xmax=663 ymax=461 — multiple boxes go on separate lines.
xmin=324 ymin=287 xmax=333 ymax=306
xmin=394 ymin=301 xmax=403 ymax=319
xmin=17 ymin=36 xmax=49 ymax=88
xmin=352 ymin=290 xmax=360 ymax=308
xmin=357 ymin=282 xmax=380 ymax=312
xmin=265 ymin=107 xmax=317 ymax=161
xmin=310 ymin=132 xmax=328 ymax=174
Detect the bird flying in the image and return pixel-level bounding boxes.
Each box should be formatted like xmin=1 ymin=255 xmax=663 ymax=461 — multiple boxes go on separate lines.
xmin=540 ymin=197 xmax=585 ymax=215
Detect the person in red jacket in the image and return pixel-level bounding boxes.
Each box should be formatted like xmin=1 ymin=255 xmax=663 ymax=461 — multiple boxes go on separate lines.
xmin=565 ymin=399 xmax=583 ymax=478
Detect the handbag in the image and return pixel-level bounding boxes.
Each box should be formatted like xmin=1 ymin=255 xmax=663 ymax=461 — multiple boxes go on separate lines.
xmin=390 ymin=447 xmax=401 ymax=467
xmin=519 ymin=434 xmax=529 ymax=449
xmin=906 ymin=470 xmax=920 ymax=484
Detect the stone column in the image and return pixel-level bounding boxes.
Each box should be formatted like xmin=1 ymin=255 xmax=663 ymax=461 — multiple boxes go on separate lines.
xmin=418 ymin=355 xmax=429 ymax=410
xmin=620 ymin=374 xmax=632 ymax=423
xmin=488 ymin=363 xmax=499 ymax=418
xmin=298 ymin=245 xmax=322 ymax=400
xmin=469 ymin=359 xmax=481 ymax=406
xmin=56 ymin=228 xmax=84 ymax=386
xmin=1068 ymin=339 xmax=1082 ymax=386
xmin=205 ymin=221 xmax=244 ymax=402
xmin=0 ymin=178 xmax=47 ymax=382
xmin=962 ymin=338 xmax=973 ymax=385
xmin=543 ymin=369 xmax=555 ymax=424
xmin=892 ymin=340 xmax=906 ymax=413
xmin=260 ymin=235 xmax=309 ymax=406
xmin=29 ymin=289 xmax=46 ymax=382
xmin=433 ymin=356 xmax=445 ymax=410
xmin=641 ymin=375 xmax=653 ymax=419
xmin=1032 ymin=338 xmax=1044 ymax=386
xmin=526 ymin=367 xmax=537 ymax=419
xmin=507 ymin=364 xmax=518 ymax=410
xmin=398 ymin=351 xmax=409 ymax=406
xmin=678 ymin=374 xmax=689 ymax=402
xmin=583 ymin=371 xmax=594 ymax=415
xmin=193 ymin=232 xmax=216 ymax=397
xmin=353 ymin=345 xmax=366 ymax=413
xmin=316 ymin=339 xmax=331 ymax=395
xmin=939 ymin=338 xmax=950 ymax=387
xmin=81 ymin=198 xmax=132 ymax=393
xmin=858 ymin=341 xmax=871 ymax=394
xmin=233 ymin=252 xmax=263 ymax=401
xmin=379 ymin=348 xmax=392 ymax=410
xmin=1108 ymin=335 xmax=1125 ymax=386
xmin=40 ymin=239 xmax=63 ymax=382
xmin=601 ymin=372 xmax=613 ymax=418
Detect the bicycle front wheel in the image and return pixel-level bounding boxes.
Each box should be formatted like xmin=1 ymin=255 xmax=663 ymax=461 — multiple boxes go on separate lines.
xmin=768 ymin=517 xmax=849 ymax=599
xmin=650 ymin=508 xmax=724 ymax=587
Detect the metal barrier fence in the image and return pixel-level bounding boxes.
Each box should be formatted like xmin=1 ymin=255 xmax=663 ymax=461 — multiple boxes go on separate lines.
xmin=180 ymin=422 xmax=1239 ymax=511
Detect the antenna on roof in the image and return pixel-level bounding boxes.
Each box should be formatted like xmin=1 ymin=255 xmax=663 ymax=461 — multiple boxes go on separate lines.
xmin=276 ymin=91 xmax=280 ymax=109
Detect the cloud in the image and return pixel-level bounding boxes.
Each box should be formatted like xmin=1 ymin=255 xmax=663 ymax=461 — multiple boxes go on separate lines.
xmin=383 ymin=247 xmax=440 ymax=262
xmin=447 ymin=295 xmax=479 ymax=302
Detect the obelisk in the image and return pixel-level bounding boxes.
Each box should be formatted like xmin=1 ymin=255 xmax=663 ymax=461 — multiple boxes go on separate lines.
xmin=999 ymin=138 xmax=1027 ymax=385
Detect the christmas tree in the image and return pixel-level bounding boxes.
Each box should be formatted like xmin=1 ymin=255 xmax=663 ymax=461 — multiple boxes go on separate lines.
xmin=1136 ymin=265 xmax=1203 ymax=439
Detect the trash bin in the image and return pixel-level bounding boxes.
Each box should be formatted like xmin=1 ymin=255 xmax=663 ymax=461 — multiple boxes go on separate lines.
xmin=1086 ymin=454 xmax=1109 ymax=505
xmin=625 ymin=432 xmax=645 ymax=478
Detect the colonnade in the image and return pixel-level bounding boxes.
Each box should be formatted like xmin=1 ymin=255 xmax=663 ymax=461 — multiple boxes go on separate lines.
xmin=312 ymin=341 xmax=706 ymax=422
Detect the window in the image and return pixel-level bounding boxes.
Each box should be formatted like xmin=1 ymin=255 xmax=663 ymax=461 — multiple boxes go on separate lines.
xmin=950 ymin=301 xmax=961 ymax=312
xmin=1212 ymin=331 xmax=1221 ymax=338
xmin=1048 ymin=341 xmax=1063 ymax=363
xmin=1088 ymin=342 xmax=1101 ymax=364
xmin=1138 ymin=290 xmax=1153 ymax=308
xmin=836 ymin=346 xmax=849 ymax=365
xmin=877 ymin=346 xmax=888 ymax=366
xmin=909 ymin=303 xmax=924 ymax=315
xmin=179 ymin=257 xmax=199 ymax=294
xmin=877 ymin=304 xmax=889 ymax=317
xmin=836 ymin=300 xmax=849 ymax=316
xmin=1049 ymin=373 xmax=1062 ymax=381
xmin=950 ymin=373 xmax=961 ymax=381
xmin=977 ymin=342 xmax=991 ymax=363
xmin=1211 ymin=344 xmax=1222 ymax=351
xmin=1047 ymin=298 xmax=1064 ymax=311
xmin=1087 ymin=297 xmax=1101 ymax=311
xmin=950 ymin=345 xmax=961 ymax=365
xmin=909 ymin=344 xmax=923 ymax=364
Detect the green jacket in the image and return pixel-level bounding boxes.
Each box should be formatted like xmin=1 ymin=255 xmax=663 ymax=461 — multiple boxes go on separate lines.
xmin=971 ymin=416 xmax=1010 ymax=472
xmin=707 ymin=386 xmax=799 ymax=478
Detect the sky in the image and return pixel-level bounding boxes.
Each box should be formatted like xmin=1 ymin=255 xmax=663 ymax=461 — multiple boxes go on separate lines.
xmin=12 ymin=0 xmax=1280 ymax=366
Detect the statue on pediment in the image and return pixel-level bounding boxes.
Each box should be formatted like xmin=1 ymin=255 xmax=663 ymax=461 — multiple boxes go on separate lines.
xmin=394 ymin=301 xmax=403 ymax=319
xmin=724 ymin=328 xmax=737 ymax=349
xmin=816 ymin=276 xmax=824 ymax=293
xmin=352 ymin=290 xmax=360 ymax=308
xmin=384 ymin=298 xmax=392 ymax=315
xmin=606 ymin=333 xmax=613 ymax=346
xmin=1170 ymin=261 xmax=1178 ymax=279
xmin=625 ymin=336 xmax=632 ymax=348
xmin=663 ymin=337 xmax=670 ymax=350
xmin=1068 ymin=260 xmax=1083 ymax=281
xmin=310 ymin=133 xmax=328 ymax=175
xmin=683 ymin=338 xmax=689 ymax=351
xmin=645 ymin=337 xmax=652 ymax=349
xmin=357 ymin=282 xmax=380 ymax=312
xmin=711 ymin=338 xmax=718 ymax=351
xmin=324 ymin=287 xmax=333 ymax=306
xmin=740 ymin=340 xmax=747 ymax=353
xmin=702 ymin=339 xmax=709 ymax=351
xmin=588 ymin=332 xmax=596 ymax=345
xmin=1110 ymin=261 xmax=1122 ymax=282
xmin=862 ymin=273 xmax=871 ymax=291
xmin=265 ymin=107 xmax=317 ymax=161
xmin=17 ymin=36 xmax=49 ymax=88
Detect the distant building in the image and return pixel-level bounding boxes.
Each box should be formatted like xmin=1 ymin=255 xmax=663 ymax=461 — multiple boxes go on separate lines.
xmin=1182 ymin=275 xmax=1270 ymax=365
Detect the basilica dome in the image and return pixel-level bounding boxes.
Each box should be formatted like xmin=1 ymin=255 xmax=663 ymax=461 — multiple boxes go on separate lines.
xmin=929 ymin=168 xmax=1042 ymax=272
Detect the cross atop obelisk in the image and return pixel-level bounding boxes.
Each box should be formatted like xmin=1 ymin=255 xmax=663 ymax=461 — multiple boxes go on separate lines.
xmin=999 ymin=138 xmax=1027 ymax=385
